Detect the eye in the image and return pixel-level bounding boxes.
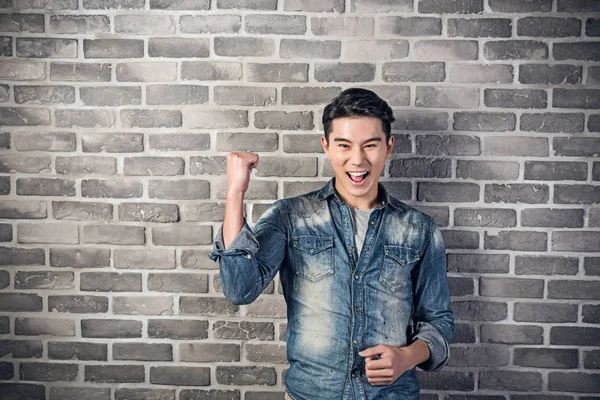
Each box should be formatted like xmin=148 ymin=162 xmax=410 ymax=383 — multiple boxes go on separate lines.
xmin=365 ymin=144 xmax=377 ymax=148
xmin=338 ymin=143 xmax=350 ymax=148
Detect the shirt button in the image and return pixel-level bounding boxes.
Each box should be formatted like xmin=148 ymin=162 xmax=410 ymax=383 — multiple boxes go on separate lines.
xmin=355 ymin=306 xmax=360 ymax=312
xmin=354 ymin=274 xmax=359 ymax=280
xmin=371 ymin=221 xmax=375 ymax=225
xmin=353 ymin=340 xmax=358 ymax=345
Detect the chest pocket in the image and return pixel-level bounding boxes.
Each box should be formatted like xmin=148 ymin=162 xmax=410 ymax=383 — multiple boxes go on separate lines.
xmin=293 ymin=236 xmax=334 ymax=282
xmin=380 ymin=245 xmax=420 ymax=292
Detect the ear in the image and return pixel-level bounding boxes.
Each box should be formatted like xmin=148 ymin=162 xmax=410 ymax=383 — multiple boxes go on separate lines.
xmin=321 ymin=135 xmax=330 ymax=156
xmin=386 ymin=135 xmax=395 ymax=159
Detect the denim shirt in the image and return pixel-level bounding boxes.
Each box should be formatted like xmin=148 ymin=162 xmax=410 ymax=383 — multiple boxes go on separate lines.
xmin=209 ymin=179 xmax=455 ymax=400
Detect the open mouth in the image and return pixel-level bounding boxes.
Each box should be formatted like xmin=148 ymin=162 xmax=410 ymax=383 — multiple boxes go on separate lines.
xmin=346 ymin=171 xmax=369 ymax=185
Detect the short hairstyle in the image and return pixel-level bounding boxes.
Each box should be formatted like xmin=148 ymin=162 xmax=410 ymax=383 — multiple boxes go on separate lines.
xmin=322 ymin=88 xmax=395 ymax=143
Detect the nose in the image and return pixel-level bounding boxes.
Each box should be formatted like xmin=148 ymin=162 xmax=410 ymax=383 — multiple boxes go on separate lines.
xmin=349 ymin=146 xmax=366 ymax=165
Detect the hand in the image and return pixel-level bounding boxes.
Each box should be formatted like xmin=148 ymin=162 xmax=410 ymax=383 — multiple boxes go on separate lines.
xmin=359 ymin=344 xmax=417 ymax=386
xmin=226 ymin=152 xmax=259 ymax=196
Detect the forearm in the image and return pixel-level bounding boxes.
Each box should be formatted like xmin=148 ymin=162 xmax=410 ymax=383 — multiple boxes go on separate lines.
xmin=406 ymin=339 xmax=431 ymax=369
xmin=223 ymin=190 xmax=244 ymax=249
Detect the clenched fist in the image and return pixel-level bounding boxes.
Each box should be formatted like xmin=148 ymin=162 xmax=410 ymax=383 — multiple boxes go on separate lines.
xmin=226 ymin=152 xmax=259 ymax=196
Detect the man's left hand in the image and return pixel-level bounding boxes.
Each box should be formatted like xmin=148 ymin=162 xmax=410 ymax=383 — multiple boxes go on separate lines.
xmin=358 ymin=342 xmax=428 ymax=386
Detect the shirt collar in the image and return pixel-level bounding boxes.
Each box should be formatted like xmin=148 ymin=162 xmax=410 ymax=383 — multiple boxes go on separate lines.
xmin=315 ymin=178 xmax=403 ymax=211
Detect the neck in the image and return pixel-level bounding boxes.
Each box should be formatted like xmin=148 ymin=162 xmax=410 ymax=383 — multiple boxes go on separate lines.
xmin=333 ymin=179 xmax=380 ymax=209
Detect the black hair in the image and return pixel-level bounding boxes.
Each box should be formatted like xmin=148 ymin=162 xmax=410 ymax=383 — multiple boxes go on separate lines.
xmin=322 ymin=88 xmax=395 ymax=143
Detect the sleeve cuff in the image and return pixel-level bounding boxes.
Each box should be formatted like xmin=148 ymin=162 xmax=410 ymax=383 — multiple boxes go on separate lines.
xmin=209 ymin=220 xmax=259 ymax=262
xmin=411 ymin=321 xmax=450 ymax=372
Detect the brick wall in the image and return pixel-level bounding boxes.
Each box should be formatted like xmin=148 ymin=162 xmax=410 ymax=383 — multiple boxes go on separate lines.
xmin=0 ymin=0 xmax=599 ymax=399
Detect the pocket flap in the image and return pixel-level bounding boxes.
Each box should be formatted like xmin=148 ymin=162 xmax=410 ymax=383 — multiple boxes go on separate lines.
xmin=293 ymin=236 xmax=333 ymax=255
xmin=383 ymin=245 xmax=420 ymax=265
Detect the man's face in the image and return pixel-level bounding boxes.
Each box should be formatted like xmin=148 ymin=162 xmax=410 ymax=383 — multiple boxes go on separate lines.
xmin=321 ymin=116 xmax=394 ymax=208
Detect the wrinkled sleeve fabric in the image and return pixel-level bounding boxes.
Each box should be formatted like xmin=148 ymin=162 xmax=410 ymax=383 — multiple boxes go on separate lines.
xmin=409 ymin=220 xmax=455 ymax=372
xmin=209 ymin=202 xmax=287 ymax=305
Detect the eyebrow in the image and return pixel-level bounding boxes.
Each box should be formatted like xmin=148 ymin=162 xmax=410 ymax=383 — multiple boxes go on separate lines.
xmin=332 ymin=137 xmax=383 ymax=144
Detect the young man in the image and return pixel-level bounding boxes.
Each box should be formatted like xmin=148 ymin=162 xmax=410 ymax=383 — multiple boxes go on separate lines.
xmin=209 ymin=88 xmax=455 ymax=400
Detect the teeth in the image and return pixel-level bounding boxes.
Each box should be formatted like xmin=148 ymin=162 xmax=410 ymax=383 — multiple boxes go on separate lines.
xmin=348 ymin=172 xmax=368 ymax=176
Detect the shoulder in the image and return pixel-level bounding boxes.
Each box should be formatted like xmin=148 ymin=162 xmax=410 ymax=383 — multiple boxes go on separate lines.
xmin=387 ymin=195 xmax=437 ymax=232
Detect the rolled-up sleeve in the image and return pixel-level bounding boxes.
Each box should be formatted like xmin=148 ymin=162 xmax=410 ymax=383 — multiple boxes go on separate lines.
xmin=410 ymin=221 xmax=455 ymax=372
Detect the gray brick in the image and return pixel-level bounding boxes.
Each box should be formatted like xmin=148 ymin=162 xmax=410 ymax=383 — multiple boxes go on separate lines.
xmin=0 ymin=294 xmax=42 ymax=311
xmin=124 ymin=157 xmax=183 ymax=176
xmin=344 ymin=40 xmax=408 ymax=60
xmin=589 ymin=67 xmax=600 ymax=85
xmin=149 ymin=133 xmax=209 ymax=151
xmin=180 ymin=297 xmax=239 ymax=316
xmin=246 ymin=14 xmax=305 ymax=34
xmin=247 ymin=63 xmax=308 ymax=83
xmin=51 ymin=387 xmax=110 ymax=400
xmin=0 ymin=107 xmax=50 ymax=126
xmin=518 ymin=17 xmax=581 ymax=37
xmin=182 ymin=61 xmax=241 ymax=81
xmin=548 ymin=372 xmax=600 ymax=393
xmin=0 ymin=35 xmax=10 ymax=56
xmin=12 ymin=0 xmax=74 ymax=9
xmin=484 ymin=89 xmax=547 ymax=109
xmin=591 ymin=207 xmax=600 ymax=226
xmin=583 ymin=304 xmax=600 ymax=322
xmin=115 ymin=15 xmax=174 ymax=34
xmin=247 ymin=344 xmax=287 ymax=364
xmin=214 ymin=86 xmax=275 ymax=106
xmin=49 ymin=295 xmax=108 ymax=313
xmin=216 ymin=366 xmax=276 ymax=386
xmin=0 ymin=176 xmax=9 ymax=194
xmin=417 ymin=87 xmax=479 ymax=108
xmin=83 ymin=133 xmax=144 ymax=153
xmin=56 ymin=109 xmax=115 ymax=128
xmin=590 ymin=115 xmax=600 ymax=132
xmin=489 ymin=0 xmax=551 ymax=11
xmin=148 ymin=38 xmax=208 ymax=58
xmin=585 ymin=351 xmax=600 ymax=370
xmin=190 ymin=156 xmax=226 ymax=175
xmin=414 ymin=40 xmax=478 ymax=61
xmin=0 ymin=225 xmax=10 ymax=242
xmin=524 ymin=161 xmax=586 ymax=181
xmin=84 ymin=0 xmax=144 ymax=8
xmin=0 ymin=247 xmax=45 ymax=266
xmin=80 ymin=86 xmax=141 ymax=107
xmin=311 ymin=16 xmax=373 ymax=36
xmin=148 ymin=273 xmax=208 ymax=293
xmin=150 ymin=366 xmax=209 ymax=386
xmin=180 ymin=15 xmax=240 ymax=34
xmin=218 ymin=0 xmax=276 ymax=9
xmin=17 ymin=178 xmax=76 ymax=196
xmin=285 ymin=0 xmax=343 ymax=11
xmin=283 ymin=181 xmax=328 ymax=197
xmin=454 ymin=208 xmax=516 ymax=227
xmin=0 ymin=155 xmax=50 ymax=173
xmin=486 ymin=184 xmax=549 ymax=204
xmin=180 ymin=343 xmax=239 ymax=362
xmin=411 ymin=205 xmax=449 ymax=226
xmin=390 ymin=158 xmax=451 ymax=178
xmin=114 ymin=248 xmax=175 ymax=269
xmin=148 ymin=319 xmax=208 ymax=340
xmin=453 ymin=112 xmax=516 ymax=131
xmin=520 ymin=112 xmax=584 ymax=133
xmin=282 ymin=134 xmax=322 ymax=153
xmin=520 ymin=64 xmax=582 ymax=85
xmin=484 ymin=136 xmax=548 ymax=157
xmin=522 ymin=208 xmax=584 ymax=228
xmin=85 ymin=365 xmax=144 ymax=383
xmin=56 ymin=156 xmax=117 ymax=175
xmin=216 ymin=132 xmax=278 ymax=152
xmin=181 ymin=203 xmax=226 ymax=222
xmin=480 ymin=277 xmax=543 ymax=298
xmin=552 ymin=326 xmax=600 ymax=346
xmin=0 ymin=340 xmax=43 ymax=358
xmin=213 ymin=321 xmax=274 ymax=340
xmin=81 ymin=179 xmax=142 ymax=198
xmin=149 ymin=180 xmax=210 ymax=200
xmin=15 ymin=85 xmax=75 ymax=104
xmin=453 ymin=300 xmax=507 ymax=321
xmin=0 ymin=383 xmax=44 ymax=400
xmin=554 ymin=43 xmax=600 ymax=61
xmin=15 ymin=317 xmax=75 ymax=336
xmin=121 ymin=109 xmax=181 ymax=128
xmin=379 ymin=16 xmax=441 ymax=36
xmin=187 ymin=110 xmax=248 ymax=129
xmin=0 ymin=60 xmax=45 ymax=80
xmin=14 ymin=132 xmax=75 ymax=152
xmin=50 ymin=62 xmax=111 ymax=82
xmin=50 ymin=248 xmax=109 ymax=268
xmin=0 ymin=200 xmax=46 ymax=219
xmin=215 ymin=37 xmax=274 ymax=57
xmin=15 ymin=271 xmax=73 ymax=290
xmin=448 ymin=18 xmax=511 ymax=38
xmin=83 ymin=225 xmax=144 ymax=245
xmin=382 ymin=62 xmax=444 ymax=82
xmin=114 ymin=343 xmax=172 ymax=361
xmin=281 ymin=39 xmax=340 ymax=59
xmin=0 ymin=13 xmax=44 ymax=32
xmin=0 ymin=317 xmax=8 ymax=333
xmin=365 ymin=86 xmax=412 ymax=106
xmin=152 ymin=225 xmax=212 ymax=246
xmin=516 ymin=256 xmax=579 ymax=276
xmin=315 ymin=63 xmax=375 ymax=82
xmin=115 ymin=389 xmax=175 ymax=400
xmin=480 ymin=371 xmax=542 ymax=391
xmin=81 ymin=272 xmax=141 ymax=292
xmin=150 ymin=0 xmax=209 ymax=9
xmin=514 ymin=302 xmax=578 ymax=323
xmin=17 ymin=38 xmax=76 ymax=58
xmin=146 ymin=85 xmax=208 ymax=105
xmin=419 ymin=0 xmax=482 ymax=13
xmin=554 ymin=89 xmax=600 ymax=109
xmin=457 ymin=160 xmax=519 ymax=180
xmin=256 ymin=157 xmax=317 ymax=177
xmin=418 ymin=182 xmax=479 ymax=202
xmin=113 ymin=295 xmax=173 ymax=315
xmin=118 ymin=203 xmax=179 ymax=223
xmin=587 ymin=18 xmax=600 ymax=37
xmin=50 ymin=340 xmax=107 ymax=360
xmin=351 ymin=0 xmax=411 ymax=11
xmin=254 ymin=111 xmax=313 ymax=130
xmin=484 ymin=231 xmax=547 ymax=251
xmin=50 ymin=15 xmax=109 ymax=34
xmin=417 ymin=371 xmax=474 ymax=391
xmin=441 ymin=230 xmax=479 ymax=250
xmin=282 ymin=87 xmax=341 ymax=105
xmin=20 ymin=362 xmax=78 ymax=382
xmin=447 ymin=346 xmax=509 ymax=368
xmin=83 ymin=39 xmax=143 ymax=58
xmin=448 ymin=253 xmax=509 ymax=274
xmin=558 ymin=0 xmax=600 ymax=11
xmin=0 ymin=84 xmax=7 ymax=102
xmin=552 ymin=232 xmax=600 ymax=253
xmin=117 ymin=62 xmax=176 ymax=82
xmin=484 ymin=40 xmax=548 ymax=60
